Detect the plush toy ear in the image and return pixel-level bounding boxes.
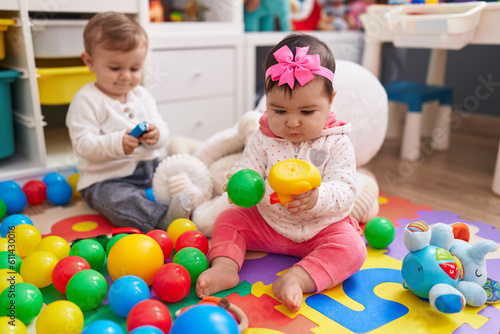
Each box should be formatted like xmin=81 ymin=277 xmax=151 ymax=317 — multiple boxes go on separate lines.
xmin=404 ymin=221 xmax=431 ymax=252
xmin=430 ymin=223 xmax=454 ymax=250
xmin=451 ymin=222 xmax=470 ymax=242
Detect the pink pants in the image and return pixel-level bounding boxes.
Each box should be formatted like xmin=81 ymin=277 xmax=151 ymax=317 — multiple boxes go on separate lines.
xmin=208 ymin=206 xmax=367 ymax=292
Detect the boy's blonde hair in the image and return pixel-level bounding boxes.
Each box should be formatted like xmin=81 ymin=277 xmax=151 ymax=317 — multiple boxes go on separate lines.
xmin=83 ymin=11 xmax=148 ymax=56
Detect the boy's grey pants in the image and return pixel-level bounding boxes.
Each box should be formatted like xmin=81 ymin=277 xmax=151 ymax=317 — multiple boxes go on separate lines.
xmin=80 ymin=160 xmax=168 ymax=232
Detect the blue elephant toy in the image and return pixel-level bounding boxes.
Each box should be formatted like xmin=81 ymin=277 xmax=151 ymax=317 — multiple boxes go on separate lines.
xmin=402 ymin=221 xmax=498 ymax=314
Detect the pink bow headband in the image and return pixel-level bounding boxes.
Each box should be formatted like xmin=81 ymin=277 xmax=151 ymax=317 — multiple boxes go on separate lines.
xmin=265 ymin=45 xmax=334 ymax=89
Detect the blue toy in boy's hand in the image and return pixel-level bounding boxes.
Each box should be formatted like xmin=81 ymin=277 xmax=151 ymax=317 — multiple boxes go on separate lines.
xmin=129 ymin=122 xmax=149 ymax=138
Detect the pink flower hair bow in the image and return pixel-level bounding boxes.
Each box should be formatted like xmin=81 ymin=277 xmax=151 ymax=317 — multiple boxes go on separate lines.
xmin=265 ymin=45 xmax=334 ymax=89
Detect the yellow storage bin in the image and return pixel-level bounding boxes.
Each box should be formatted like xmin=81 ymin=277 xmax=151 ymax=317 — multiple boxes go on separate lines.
xmin=37 ymin=66 xmax=95 ymax=105
xmin=0 ymin=19 xmax=16 ymax=60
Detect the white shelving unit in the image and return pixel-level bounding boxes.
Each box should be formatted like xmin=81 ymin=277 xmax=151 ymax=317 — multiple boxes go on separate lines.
xmin=0 ymin=0 xmax=244 ymax=181
xmin=138 ymin=0 xmax=244 ymax=140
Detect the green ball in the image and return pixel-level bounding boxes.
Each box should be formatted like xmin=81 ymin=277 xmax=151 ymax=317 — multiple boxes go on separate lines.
xmin=69 ymin=239 xmax=105 ymax=270
xmin=364 ymin=217 xmax=395 ymax=249
xmin=66 ymin=269 xmax=107 ymax=311
xmin=0 ymin=282 xmax=43 ymax=325
xmin=105 ymin=233 xmax=128 ymax=256
xmin=0 ymin=199 xmax=6 ymax=220
xmin=227 ymin=169 xmax=265 ymax=208
xmin=0 ymin=251 xmax=22 ymax=273
xmin=173 ymin=247 xmax=208 ymax=285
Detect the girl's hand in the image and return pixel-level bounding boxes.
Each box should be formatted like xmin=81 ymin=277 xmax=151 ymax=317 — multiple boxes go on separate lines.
xmin=123 ymin=130 xmax=140 ymax=155
xmin=286 ymin=188 xmax=318 ymax=215
xmin=140 ymin=123 xmax=160 ymax=145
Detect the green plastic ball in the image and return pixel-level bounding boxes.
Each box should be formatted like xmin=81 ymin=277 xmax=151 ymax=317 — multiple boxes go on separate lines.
xmin=0 ymin=251 xmax=22 ymax=273
xmin=106 ymin=233 xmax=128 ymax=256
xmin=172 ymin=247 xmax=208 ymax=285
xmin=66 ymin=269 xmax=108 ymax=311
xmin=0 ymin=282 xmax=43 ymax=325
xmin=69 ymin=239 xmax=105 ymax=270
xmin=227 ymin=169 xmax=265 ymax=208
xmin=364 ymin=217 xmax=396 ymax=249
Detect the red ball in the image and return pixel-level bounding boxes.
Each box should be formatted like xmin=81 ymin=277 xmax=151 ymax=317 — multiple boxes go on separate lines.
xmin=146 ymin=229 xmax=174 ymax=259
xmin=22 ymin=180 xmax=47 ymax=205
xmin=175 ymin=230 xmax=209 ymax=255
xmin=127 ymin=299 xmax=172 ymax=333
xmin=152 ymin=263 xmax=191 ymax=303
xmin=51 ymin=256 xmax=91 ymax=293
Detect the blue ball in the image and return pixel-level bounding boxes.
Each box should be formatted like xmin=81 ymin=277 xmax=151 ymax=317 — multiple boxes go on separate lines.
xmin=42 ymin=172 xmax=66 ymax=186
xmin=82 ymin=320 xmax=124 ymax=334
xmin=170 ymin=305 xmax=239 ymax=334
xmin=0 ymin=214 xmax=33 ymax=238
xmin=0 ymin=188 xmax=26 ymax=214
xmin=46 ymin=180 xmax=73 ymax=205
xmin=129 ymin=325 xmax=164 ymax=334
xmin=145 ymin=188 xmax=155 ymax=202
xmin=0 ymin=180 xmax=21 ymax=192
xmin=108 ymin=275 xmax=150 ymax=318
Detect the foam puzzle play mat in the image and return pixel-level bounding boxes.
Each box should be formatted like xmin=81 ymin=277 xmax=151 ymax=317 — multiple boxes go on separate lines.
xmin=1 ymin=180 xmax=499 ymax=333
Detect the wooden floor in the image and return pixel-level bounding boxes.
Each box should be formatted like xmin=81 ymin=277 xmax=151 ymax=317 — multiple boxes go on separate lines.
xmin=365 ymin=130 xmax=500 ymax=229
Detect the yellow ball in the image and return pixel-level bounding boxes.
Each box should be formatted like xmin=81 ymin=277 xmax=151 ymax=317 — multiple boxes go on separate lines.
xmin=0 ymin=316 xmax=27 ymax=334
xmin=0 ymin=238 xmax=17 ymax=254
xmin=167 ymin=218 xmax=197 ymax=246
xmin=36 ymin=300 xmax=83 ymax=334
xmin=35 ymin=236 xmax=70 ymax=260
xmin=13 ymin=224 xmax=41 ymax=258
xmin=0 ymin=269 xmax=23 ymax=295
xmin=107 ymin=234 xmax=164 ymax=286
xmin=20 ymin=251 xmax=58 ymax=288
xmin=67 ymin=173 xmax=80 ymax=198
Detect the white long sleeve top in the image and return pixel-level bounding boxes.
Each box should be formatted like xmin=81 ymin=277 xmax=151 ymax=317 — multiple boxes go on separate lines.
xmin=231 ymin=113 xmax=357 ymax=243
xmin=66 ymin=83 xmax=169 ymax=191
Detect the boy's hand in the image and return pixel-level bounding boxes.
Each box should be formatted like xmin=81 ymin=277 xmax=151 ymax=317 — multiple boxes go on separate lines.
xmin=286 ymin=188 xmax=318 ymax=215
xmin=140 ymin=123 xmax=160 ymax=145
xmin=123 ymin=130 xmax=140 ymax=155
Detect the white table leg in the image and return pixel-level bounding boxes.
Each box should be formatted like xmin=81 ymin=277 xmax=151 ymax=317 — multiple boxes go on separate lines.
xmin=362 ymin=39 xmax=383 ymax=78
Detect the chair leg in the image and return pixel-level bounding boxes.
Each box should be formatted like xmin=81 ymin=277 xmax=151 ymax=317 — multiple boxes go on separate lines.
xmin=432 ymin=104 xmax=452 ymax=151
xmin=401 ymin=111 xmax=422 ymax=161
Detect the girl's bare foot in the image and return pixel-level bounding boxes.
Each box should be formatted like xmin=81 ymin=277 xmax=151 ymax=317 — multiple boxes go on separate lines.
xmin=196 ymin=257 xmax=240 ymax=299
xmin=272 ymin=266 xmax=316 ymax=312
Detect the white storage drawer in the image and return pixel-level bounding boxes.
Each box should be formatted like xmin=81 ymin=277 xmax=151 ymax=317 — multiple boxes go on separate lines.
xmin=146 ymin=48 xmax=234 ymax=103
xmin=31 ymin=19 xmax=87 ymax=58
xmin=158 ymin=96 xmax=235 ymax=140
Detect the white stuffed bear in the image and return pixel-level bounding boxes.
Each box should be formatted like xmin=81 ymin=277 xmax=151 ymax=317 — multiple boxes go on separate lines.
xmin=154 ymin=60 xmax=388 ymax=236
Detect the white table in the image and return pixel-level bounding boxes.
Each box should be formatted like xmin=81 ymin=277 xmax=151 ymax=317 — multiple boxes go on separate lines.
xmin=361 ymin=3 xmax=500 ymax=195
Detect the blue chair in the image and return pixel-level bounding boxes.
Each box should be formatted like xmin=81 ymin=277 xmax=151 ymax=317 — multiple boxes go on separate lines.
xmin=384 ymin=81 xmax=453 ymax=161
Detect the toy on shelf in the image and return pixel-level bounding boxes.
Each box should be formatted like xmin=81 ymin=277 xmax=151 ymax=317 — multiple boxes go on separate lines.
xmin=149 ymin=0 xmax=208 ymax=23
xmin=244 ymin=0 xmax=291 ymax=32
xmin=268 ymin=159 xmax=321 ymax=206
xmin=402 ymin=221 xmax=499 ymax=314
